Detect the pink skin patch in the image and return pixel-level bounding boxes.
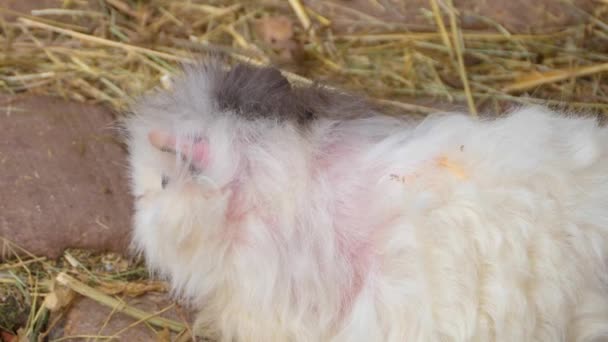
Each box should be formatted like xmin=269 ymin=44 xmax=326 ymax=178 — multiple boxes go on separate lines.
xmin=317 ymin=145 xmax=378 ymax=317
xmin=224 ymin=181 xmax=251 ymax=222
xmin=336 ymin=231 xmax=371 ymax=316
xmin=148 ymin=130 xmax=210 ymax=169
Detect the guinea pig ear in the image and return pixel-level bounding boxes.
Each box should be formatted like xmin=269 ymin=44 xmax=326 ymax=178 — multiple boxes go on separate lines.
xmin=148 ymin=130 xmax=209 ymax=168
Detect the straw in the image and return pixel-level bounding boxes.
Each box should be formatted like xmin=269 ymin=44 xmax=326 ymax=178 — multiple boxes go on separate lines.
xmin=0 ymin=1 xmax=605 ymax=115
xmin=55 ymin=273 xmax=185 ymax=333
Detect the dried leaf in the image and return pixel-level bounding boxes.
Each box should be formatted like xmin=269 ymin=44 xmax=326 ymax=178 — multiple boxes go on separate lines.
xmin=255 ymin=15 xmax=294 ymax=45
xmin=43 ymin=280 xmax=76 ymax=312
xmin=156 ymin=326 xmax=171 ymax=342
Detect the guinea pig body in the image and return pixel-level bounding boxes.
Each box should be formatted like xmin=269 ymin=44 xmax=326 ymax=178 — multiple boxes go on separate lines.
xmin=124 ymin=61 xmax=608 ymax=342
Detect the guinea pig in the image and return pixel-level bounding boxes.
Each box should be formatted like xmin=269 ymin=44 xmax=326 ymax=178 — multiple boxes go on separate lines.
xmin=122 ymin=59 xmax=608 ymax=342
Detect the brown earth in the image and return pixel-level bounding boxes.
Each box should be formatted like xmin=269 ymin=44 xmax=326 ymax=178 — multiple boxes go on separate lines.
xmin=48 ymin=293 xmax=195 ymax=341
xmin=0 ymin=94 xmax=132 ymax=260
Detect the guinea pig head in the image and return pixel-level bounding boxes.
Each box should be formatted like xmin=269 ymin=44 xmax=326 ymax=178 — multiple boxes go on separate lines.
xmin=125 ymin=123 xmax=232 ymax=278
xmin=122 ymin=65 xmax=248 ymax=283
xmin=122 ymin=59 xmax=375 ymax=297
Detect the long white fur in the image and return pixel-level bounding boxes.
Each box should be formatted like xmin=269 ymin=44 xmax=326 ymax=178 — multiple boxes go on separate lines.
xmin=124 ymin=69 xmax=608 ymax=341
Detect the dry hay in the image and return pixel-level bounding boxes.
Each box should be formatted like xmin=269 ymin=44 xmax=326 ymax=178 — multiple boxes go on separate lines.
xmin=1 ymin=0 xmax=607 ymax=115
xmin=1 ymin=0 xmax=608 ymax=340
xmin=0 ymin=237 xmax=193 ymax=341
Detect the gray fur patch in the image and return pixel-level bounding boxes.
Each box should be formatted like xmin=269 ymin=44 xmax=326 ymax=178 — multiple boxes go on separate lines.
xmin=208 ymin=61 xmax=377 ymax=123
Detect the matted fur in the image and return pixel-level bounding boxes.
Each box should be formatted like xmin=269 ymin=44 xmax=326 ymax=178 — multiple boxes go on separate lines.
xmin=123 ymin=60 xmax=608 ymax=342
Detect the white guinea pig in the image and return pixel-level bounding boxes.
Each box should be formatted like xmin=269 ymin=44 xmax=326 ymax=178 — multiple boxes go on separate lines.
xmin=122 ymin=59 xmax=608 ymax=342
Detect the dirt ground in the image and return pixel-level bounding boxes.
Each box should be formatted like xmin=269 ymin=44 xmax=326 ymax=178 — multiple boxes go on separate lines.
xmin=0 ymin=94 xmax=131 ymax=259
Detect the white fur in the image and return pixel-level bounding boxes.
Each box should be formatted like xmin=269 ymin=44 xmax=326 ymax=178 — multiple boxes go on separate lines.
xmin=125 ymin=75 xmax=608 ymax=341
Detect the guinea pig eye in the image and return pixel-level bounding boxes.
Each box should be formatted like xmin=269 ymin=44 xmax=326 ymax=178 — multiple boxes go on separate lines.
xmin=188 ymin=163 xmax=200 ymax=175
xmin=161 ymin=174 xmax=170 ymax=189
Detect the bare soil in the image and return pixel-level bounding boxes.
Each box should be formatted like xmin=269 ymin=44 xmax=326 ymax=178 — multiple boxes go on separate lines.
xmin=0 ymin=94 xmax=132 ymax=259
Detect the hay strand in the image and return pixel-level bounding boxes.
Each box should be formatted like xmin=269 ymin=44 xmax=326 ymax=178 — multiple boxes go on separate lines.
xmin=18 ymin=18 xmax=192 ymax=63
xmin=503 ymin=62 xmax=608 ymax=93
xmin=446 ymin=0 xmax=477 ymax=116
xmin=55 ymin=273 xmax=185 ymax=333
xmin=288 ymin=0 xmax=312 ymax=30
